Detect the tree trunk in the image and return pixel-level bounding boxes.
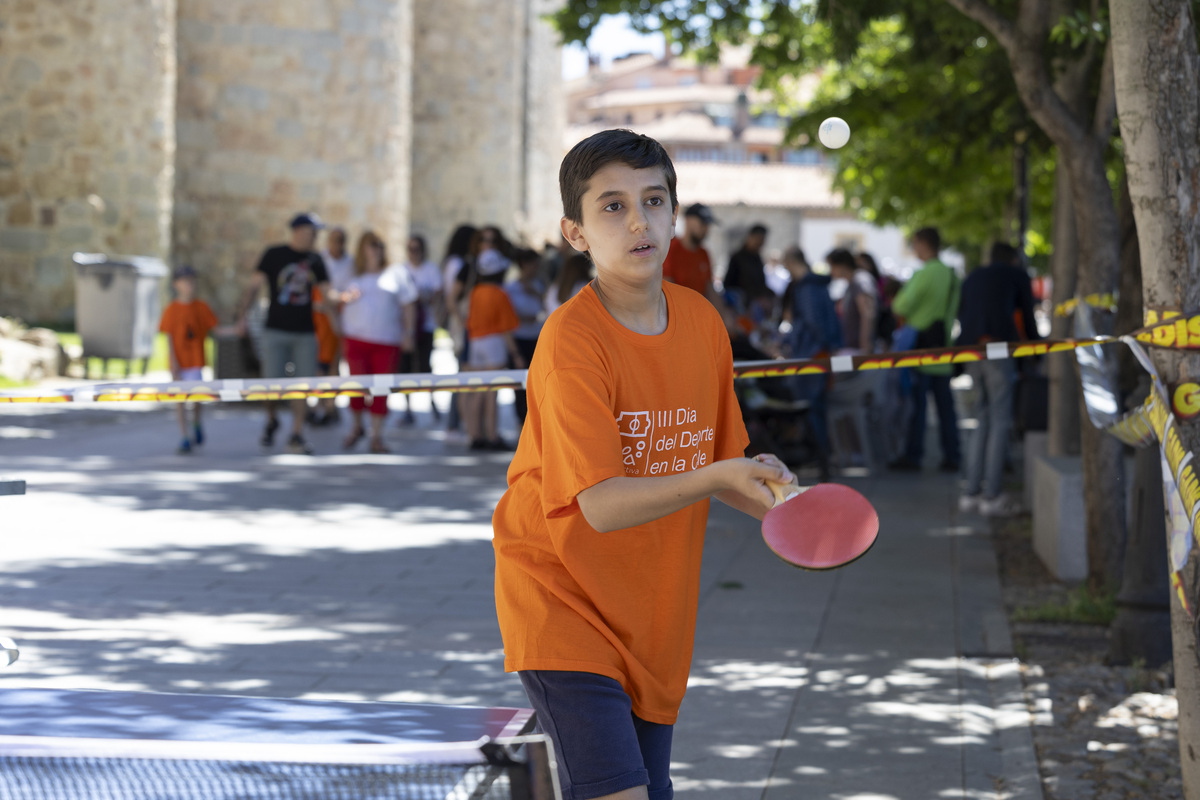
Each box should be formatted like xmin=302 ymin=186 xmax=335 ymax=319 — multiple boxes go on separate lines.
xmin=1107 ymin=171 xmax=1170 ymax=666
xmin=1047 ymin=159 xmax=1081 ymax=457
xmin=1045 ymin=1 xmax=1094 ymax=459
xmin=1107 ymin=435 xmax=1172 ymax=667
xmin=1058 ymin=115 xmax=1128 ymax=596
xmin=943 ymin=0 xmax=1128 ymax=590
xmin=1110 ymin=0 xmax=1200 ymax=793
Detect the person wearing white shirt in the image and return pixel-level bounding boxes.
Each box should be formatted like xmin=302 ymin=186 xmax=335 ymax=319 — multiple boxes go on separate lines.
xmin=439 ymin=225 xmax=477 ymax=437
xmin=311 ymin=226 xmax=356 ymax=426
xmin=399 ymin=234 xmax=445 ymax=424
xmin=320 ymin=227 xmax=355 ymax=292
xmin=504 ymin=249 xmax=546 ymax=427
xmin=340 ymin=230 xmax=418 ymax=454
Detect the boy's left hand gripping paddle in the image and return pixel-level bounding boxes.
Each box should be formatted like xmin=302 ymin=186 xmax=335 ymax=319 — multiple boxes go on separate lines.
xmin=762 ymin=481 xmax=879 ymax=570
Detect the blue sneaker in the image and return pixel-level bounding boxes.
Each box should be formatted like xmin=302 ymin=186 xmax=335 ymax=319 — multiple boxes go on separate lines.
xmin=193 ymin=425 xmax=204 ymax=446
xmin=178 ymin=438 xmax=193 ymax=454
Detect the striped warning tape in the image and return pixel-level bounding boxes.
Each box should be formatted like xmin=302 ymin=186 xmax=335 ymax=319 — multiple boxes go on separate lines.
xmin=0 ymin=313 xmax=1196 ymax=405
xmin=1053 ymin=293 xmax=1118 ymax=317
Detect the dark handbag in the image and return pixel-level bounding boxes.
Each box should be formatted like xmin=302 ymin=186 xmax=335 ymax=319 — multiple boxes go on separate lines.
xmin=913 ymin=270 xmax=958 ymax=349
xmin=914 ymin=319 xmax=947 ymax=349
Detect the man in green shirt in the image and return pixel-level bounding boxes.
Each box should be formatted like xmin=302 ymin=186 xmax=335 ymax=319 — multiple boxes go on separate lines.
xmin=889 ymin=227 xmax=961 ymax=472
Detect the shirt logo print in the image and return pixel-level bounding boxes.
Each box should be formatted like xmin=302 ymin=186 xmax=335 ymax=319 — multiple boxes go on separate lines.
xmin=616 ymin=411 xmax=653 ymax=472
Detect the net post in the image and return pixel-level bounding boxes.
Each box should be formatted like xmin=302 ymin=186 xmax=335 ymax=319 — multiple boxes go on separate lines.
xmin=480 ymin=735 xmax=561 ymax=800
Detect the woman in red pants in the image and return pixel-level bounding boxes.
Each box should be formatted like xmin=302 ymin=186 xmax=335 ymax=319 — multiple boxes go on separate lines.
xmin=340 ymin=230 xmax=418 ymax=453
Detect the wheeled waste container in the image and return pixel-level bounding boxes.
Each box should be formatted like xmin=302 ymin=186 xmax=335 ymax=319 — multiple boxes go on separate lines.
xmin=72 ymin=252 xmax=168 ymax=362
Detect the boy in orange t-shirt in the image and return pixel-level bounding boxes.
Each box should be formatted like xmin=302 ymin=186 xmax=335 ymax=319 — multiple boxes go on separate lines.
xmin=492 ymin=130 xmax=793 ymax=800
xmin=158 ymin=265 xmax=225 ymax=453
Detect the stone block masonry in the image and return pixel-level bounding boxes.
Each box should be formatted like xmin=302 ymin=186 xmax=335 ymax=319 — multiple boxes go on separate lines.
xmin=0 ymin=0 xmax=563 ymax=322
xmin=172 ymin=0 xmax=413 ymax=315
xmin=410 ymin=0 xmax=564 ymax=261
xmin=0 ymin=0 xmax=176 ymax=322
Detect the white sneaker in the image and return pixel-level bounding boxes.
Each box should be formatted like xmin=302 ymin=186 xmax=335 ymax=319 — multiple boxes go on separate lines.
xmin=979 ymin=494 xmax=1021 ymax=517
xmin=959 ymin=494 xmax=982 ymax=514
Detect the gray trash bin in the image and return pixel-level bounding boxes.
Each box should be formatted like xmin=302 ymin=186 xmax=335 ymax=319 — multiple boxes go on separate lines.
xmin=72 ymin=252 xmax=168 ymax=366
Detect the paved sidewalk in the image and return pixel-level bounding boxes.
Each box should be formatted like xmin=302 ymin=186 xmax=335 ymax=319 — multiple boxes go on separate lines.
xmin=0 ymin=398 xmax=1040 ymax=799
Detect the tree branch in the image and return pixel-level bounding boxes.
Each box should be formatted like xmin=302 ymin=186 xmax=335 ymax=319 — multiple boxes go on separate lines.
xmin=942 ymin=0 xmax=1089 ymax=148
xmin=941 ymin=0 xmax=1019 ymax=53
xmin=1093 ymin=38 xmax=1118 ymax=144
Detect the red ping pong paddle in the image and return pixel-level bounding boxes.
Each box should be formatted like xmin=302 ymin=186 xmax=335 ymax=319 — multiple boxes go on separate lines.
xmin=761 ymin=481 xmax=879 ymax=570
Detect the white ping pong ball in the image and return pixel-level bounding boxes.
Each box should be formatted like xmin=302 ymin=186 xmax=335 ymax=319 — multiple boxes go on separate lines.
xmin=818 ymin=117 xmax=851 ymax=149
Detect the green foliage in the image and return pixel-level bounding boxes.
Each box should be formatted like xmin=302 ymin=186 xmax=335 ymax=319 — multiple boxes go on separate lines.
xmin=783 ymin=15 xmax=1056 ymax=258
xmin=554 ymin=0 xmax=1057 ymax=263
xmin=1012 ymin=585 xmax=1118 ymax=626
xmin=1050 ymin=6 xmax=1109 ymax=48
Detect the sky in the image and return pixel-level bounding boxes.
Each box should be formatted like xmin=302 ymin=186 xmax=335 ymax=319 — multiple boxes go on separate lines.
xmin=561 ymin=14 xmax=666 ymax=80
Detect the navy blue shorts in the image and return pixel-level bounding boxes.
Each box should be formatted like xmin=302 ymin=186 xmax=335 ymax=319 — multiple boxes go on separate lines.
xmin=519 ymin=671 xmax=674 ymax=800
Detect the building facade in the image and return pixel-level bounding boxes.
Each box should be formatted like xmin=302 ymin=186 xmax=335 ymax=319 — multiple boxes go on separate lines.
xmin=0 ymin=0 xmax=564 ymax=321
xmin=564 ymin=47 xmax=918 ymax=279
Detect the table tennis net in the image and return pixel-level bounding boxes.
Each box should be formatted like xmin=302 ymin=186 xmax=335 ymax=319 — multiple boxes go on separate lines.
xmin=0 ymin=737 xmax=557 ymax=800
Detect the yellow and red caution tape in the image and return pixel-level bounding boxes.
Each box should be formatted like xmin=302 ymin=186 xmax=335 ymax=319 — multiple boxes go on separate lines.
xmin=1 ymin=311 xmax=1195 ymax=405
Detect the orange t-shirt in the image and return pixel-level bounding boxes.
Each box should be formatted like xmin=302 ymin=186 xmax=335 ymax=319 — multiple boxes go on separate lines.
xmin=312 ymin=287 xmax=339 ymax=364
xmin=159 ymin=300 xmax=218 ymax=370
xmin=662 ymin=237 xmax=712 ymax=297
xmin=492 ymin=282 xmax=750 ymax=725
xmin=467 ymin=283 xmax=520 ymax=339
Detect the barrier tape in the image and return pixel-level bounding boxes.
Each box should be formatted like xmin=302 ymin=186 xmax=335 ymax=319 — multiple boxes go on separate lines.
xmin=1 ymin=313 xmax=1197 ymax=405
xmin=1054 ymin=293 xmax=1119 ymax=318
xmin=1106 ymin=339 xmax=1200 ymax=617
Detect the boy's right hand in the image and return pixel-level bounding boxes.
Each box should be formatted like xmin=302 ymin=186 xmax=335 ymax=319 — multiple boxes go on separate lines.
xmin=720 ymin=456 xmax=794 ymax=511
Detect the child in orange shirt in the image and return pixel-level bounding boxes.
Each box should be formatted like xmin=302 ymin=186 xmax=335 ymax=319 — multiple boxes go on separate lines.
xmin=492 ymin=129 xmax=793 ymax=800
xmin=158 ymin=265 xmax=228 ymax=453
xmin=463 ymin=247 xmax=524 ymax=451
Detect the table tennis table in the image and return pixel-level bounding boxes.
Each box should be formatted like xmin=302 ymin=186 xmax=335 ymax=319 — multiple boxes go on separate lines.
xmin=0 ymin=687 xmax=559 ymax=799
xmin=2 ymin=480 xmax=25 ymax=669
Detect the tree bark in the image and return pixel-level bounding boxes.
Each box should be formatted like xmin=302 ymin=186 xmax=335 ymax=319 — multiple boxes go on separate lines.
xmin=1110 ymin=0 xmax=1200 ymax=793
xmin=1047 ymin=162 xmax=1081 ymax=457
xmin=946 ymin=0 xmax=1129 ymax=589
xmin=1045 ymin=25 xmax=1095 ymax=458
xmin=1108 ymin=433 xmax=1172 ymax=667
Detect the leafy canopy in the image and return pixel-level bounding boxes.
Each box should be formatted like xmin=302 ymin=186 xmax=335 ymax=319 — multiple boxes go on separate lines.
xmin=554 ymin=0 xmax=1062 ymax=265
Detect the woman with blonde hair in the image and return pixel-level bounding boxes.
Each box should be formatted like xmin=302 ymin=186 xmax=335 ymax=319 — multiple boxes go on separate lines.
xmin=339 ymin=230 xmax=418 ymax=453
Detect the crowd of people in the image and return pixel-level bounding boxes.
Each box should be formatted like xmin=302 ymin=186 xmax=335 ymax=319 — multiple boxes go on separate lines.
xmin=159 ymin=213 xmax=602 ymax=456
xmin=160 ymin=207 xmax=1042 ymax=517
xmin=679 ymin=213 xmax=1040 ymax=516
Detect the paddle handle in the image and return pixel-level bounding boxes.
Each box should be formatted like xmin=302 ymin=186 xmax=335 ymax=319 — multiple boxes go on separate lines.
xmin=766 ymin=479 xmax=808 ymax=508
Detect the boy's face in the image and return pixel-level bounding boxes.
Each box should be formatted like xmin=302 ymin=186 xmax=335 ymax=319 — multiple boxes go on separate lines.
xmin=560 ymin=163 xmax=676 ymax=286
xmin=174 ymin=276 xmax=196 ymax=301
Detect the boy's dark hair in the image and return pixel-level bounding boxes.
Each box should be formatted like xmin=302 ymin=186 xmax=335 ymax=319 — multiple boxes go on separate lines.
xmin=912 ymin=226 xmax=941 ymax=253
xmin=559 ymin=129 xmax=677 ymax=223
xmin=989 ymin=242 xmax=1019 ymax=265
xmin=826 ymin=248 xmax=857 ymax=271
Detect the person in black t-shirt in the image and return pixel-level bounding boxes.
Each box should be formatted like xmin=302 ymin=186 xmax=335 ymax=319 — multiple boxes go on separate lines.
xmin=723 ymin=224 xmax=772 ymax=321
xmin=956 ymin=242 xmax=1040 ymax=517
xmin=237 ymin=212 xmax=353 ymax=455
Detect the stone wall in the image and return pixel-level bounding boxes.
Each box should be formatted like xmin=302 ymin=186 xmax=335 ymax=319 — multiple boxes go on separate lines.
xmin=173 ymin=0 xmax=413 ymax=315
xmin=0 ymin=0 xmax=563 ymax=321
xmin=0 ymin=0 xmax=176 ymax=323
xmin=410 ymin=0 xmax=563 ymax=260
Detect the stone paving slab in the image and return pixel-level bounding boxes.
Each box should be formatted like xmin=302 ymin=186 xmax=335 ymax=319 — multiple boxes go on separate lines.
xmin=0 ymin=398 xmax=1040 ymax=798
